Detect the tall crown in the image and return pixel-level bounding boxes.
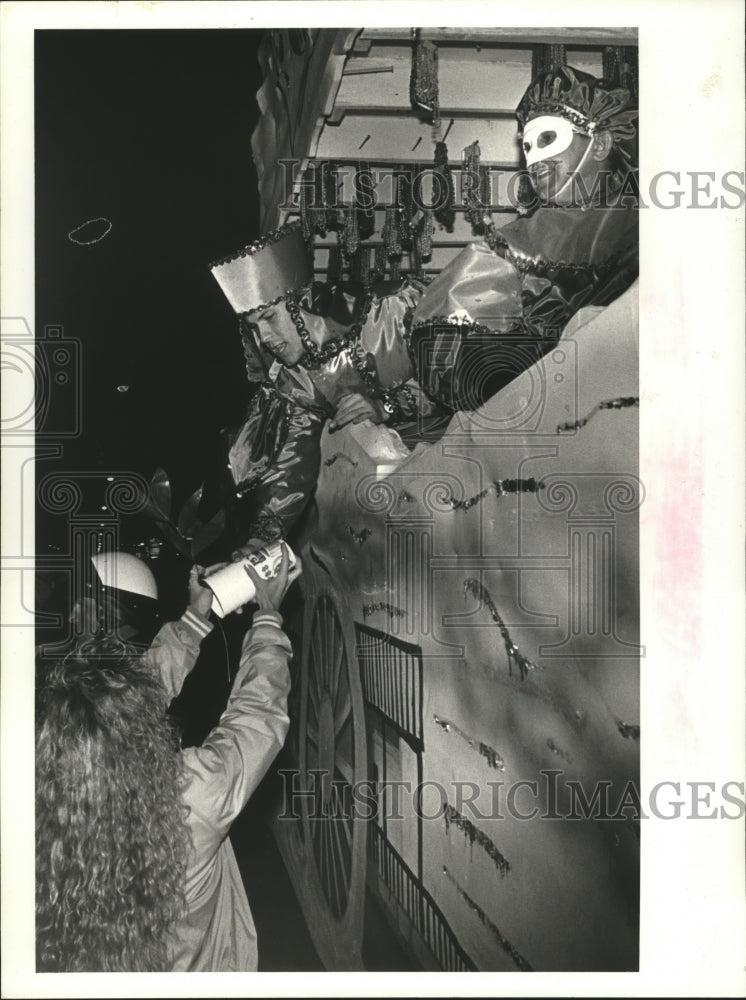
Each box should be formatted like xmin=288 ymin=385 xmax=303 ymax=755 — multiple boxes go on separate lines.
xmin=209 ymin=221 xmax=313 ymax=315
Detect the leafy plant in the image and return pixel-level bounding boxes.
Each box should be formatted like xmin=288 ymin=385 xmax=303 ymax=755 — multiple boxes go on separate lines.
xmin=141 ymin=467 xmax=226 ymax=560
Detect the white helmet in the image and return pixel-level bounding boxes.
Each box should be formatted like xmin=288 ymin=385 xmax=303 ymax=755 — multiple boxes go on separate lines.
xmin=90 ymin=552 xmax=158 ymax=600
xmin=80 ymin=552 xmax=161 ymax=644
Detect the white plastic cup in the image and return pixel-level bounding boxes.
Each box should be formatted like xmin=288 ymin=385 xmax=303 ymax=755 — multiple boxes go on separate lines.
xmin=204 ymin=542 xmax=297 ymax=618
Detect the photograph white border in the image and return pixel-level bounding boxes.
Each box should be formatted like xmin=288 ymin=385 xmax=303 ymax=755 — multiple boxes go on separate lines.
xmin=2 ymin=1 xmax=744 ymax=996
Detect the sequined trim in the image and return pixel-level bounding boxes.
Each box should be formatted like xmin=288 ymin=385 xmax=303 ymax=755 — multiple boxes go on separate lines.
xmin=208 ymin=221 xmax=303 ymax=269
xmin=239 ymin=291 xmax=290 ymax=320
xmin=484 ymin=224 xmax=634 ymax=277
xmin=520 ymin=103 xmax=593 ymax=133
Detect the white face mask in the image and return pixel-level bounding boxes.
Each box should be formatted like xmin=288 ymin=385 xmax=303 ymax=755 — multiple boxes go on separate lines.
xmin=521 ymin=115 xmax=583 ymax=167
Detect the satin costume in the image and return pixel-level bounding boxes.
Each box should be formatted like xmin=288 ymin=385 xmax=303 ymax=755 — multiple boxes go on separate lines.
xmin=227 ymin=278 xmax=439 ymax=543
xmin=408 ymin=193 xmax=638 ymax=410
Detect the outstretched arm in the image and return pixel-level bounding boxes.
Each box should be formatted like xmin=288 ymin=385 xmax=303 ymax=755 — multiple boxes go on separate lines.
xmin=146 ymin=565 xmax=220 ymax=703
xmin=181 ymin=545 xmax=299 ymax=843
xmin=232 ymin=397 xmax=326 ymax=555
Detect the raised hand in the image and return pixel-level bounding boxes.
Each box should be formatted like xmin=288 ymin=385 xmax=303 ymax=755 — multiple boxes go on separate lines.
xmin=188 ymin=562 xmax=229 ymax=617
xmin=242 ymin=543 xmax=299 ymax=612
xmin=330 ymin=392 xmax=387 ymax=432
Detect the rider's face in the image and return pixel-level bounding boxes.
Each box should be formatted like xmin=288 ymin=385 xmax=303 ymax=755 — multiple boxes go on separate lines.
xmin=252 ymin=306 xmax=305 ymax=365
xmin=525 ymin=130 xmax=592 ymax=206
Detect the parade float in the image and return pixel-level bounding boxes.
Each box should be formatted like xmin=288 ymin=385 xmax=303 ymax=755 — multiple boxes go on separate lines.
xmin=247 ymin=26 xmax=640 ymax=971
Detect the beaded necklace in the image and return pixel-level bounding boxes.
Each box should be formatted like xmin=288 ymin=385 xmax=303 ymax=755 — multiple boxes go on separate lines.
xmin=277 ymin=290 xmax=430 ymax=423
xmin=283 ymin=292 xmax=381 ymax=397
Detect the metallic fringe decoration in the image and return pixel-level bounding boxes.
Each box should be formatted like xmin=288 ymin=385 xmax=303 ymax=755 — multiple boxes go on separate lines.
xmin=372 ymin=241 xmax=388 ymax=282
xmin=395 ymin=167 xmax=414 ymax=249
xmin=300 ymin=167 xmax=314 ymax=242
xmin=422 ymin=208 xmax=434 ymax=260
xmin=343 ymin=205 xmax=359 ymax=259
xmin=433 ymin=140 xmax=456 ymax=230
xmin=462 ymin=140 xmax=480 ymax=223
xmin=300 ymin=161 xmax=340 ymax=241
xmin=462 ymin=141 xmax=491 ymax=232
xmin=356 ymin=161 xmax=376 ymax=242
xmin=411 ymin=207 xmax=434 ymax=265
xmin=478 ymin=166 xmax=492 ymax=225
xmin=409 ymin=32 xmax=440 ymax=126
xmin=382 ymin=205 xmax=402 ymax=259
xmin=324 ymin=161 xmax=340 ymax=229
xmin=603 ymin=46 xmax=638 ymax=102
xmin=532 ymin=43 xmax=567 ymax=79
xmin=351 ymin=246 xmax=372 ymax=289
xmin=314 ymin=163 xmax=327 ymax=236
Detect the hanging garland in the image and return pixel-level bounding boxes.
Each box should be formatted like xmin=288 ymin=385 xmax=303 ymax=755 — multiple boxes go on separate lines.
xmin=382 ymin=204 xmax=403 ymax=262
xmin=356 ymin=160 xmax=376 ymax=242
xmin=299 ymin=166 xmax=315 ymax=242
xmin=351 ymin=245 xmax=372 ymax=289
xmin=300 ymin=160 xmax=341 ymax=242
xmin=372 ymin=240 xmax=388 ymax=282
xmin=531 ymin=43 xmax=567 ymax=80
xmin=395 ymin=166 xmax=415 ymax=250
xmin=342 ymin=204 xmax=360 ymax=259
xmin=418 ymin=206 xmax=434 ymax=261
xmin=323 ymin=160 xmax=340 ymax=230
xmin=462 ymin=140 xmax=492 ymax=233
xmin=408 ymin=204 xmax=434 ymax=279
xmin=409 ymin=30 xmax=440 ymax=128
xmin=603 ymin=45 xmax=638 ymax=102
xmin=433 ymin=139 xmax=456 ymax=230
xmin=313 ymin=162 xmax=327 ymax=236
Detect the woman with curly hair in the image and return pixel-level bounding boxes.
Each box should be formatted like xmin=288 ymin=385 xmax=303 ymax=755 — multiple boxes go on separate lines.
xmin=36 ymin=548 xmax=296 ymax=972
xmin=36 ymin=638 xmax=191 ymax=972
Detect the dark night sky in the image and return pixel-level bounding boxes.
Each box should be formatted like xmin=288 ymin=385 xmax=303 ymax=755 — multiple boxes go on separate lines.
xmin=35 ymin=29 xmax=266 ymax=531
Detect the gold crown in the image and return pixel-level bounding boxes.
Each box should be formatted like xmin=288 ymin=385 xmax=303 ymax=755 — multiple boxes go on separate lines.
xmin=209 ymin=222 xmax=313 ymax=315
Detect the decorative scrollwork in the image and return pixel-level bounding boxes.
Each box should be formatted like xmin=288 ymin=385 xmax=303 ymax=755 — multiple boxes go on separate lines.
xmin=354 ymin=475 xmax=398 ymax=514
xmin=536 ymin=476 xmax=580 ymax=516
xmin=537 ymin=473 xmax=643 ymax=520
xmin=104 ymin=475 xmax=150 ymax=515
xmin=423 ymin=478 xmax=464 ymax=515
xmin=603 ymin=475 xmax=645 ymax=514
xmin=37 ymin=475 xmax=83 ymax=515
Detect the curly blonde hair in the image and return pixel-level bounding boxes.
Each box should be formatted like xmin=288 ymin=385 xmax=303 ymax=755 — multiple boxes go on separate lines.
xmin=35 ymin=637 xmax=191 ymax=971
